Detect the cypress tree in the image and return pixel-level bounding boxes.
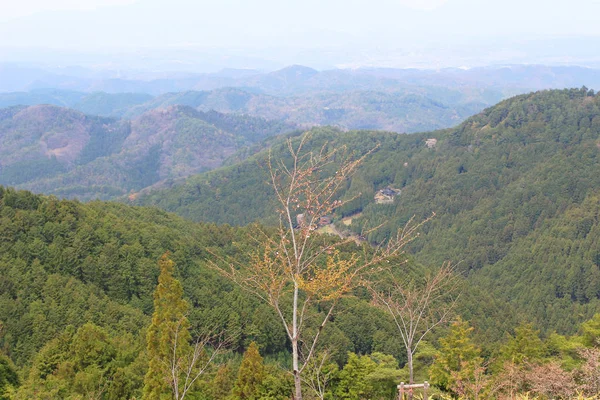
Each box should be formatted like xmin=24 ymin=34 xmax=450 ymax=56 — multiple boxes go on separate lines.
xmin=143 ymin=253 xmax=191 ymax=400
xmin=429 ymin=317 xmax=482 ymax=393
xmin=233 ymin=342 xmax=265 ymax=400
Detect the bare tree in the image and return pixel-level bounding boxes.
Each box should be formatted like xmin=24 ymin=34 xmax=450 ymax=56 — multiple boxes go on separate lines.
xmin=166 ymin=318 xmax=227 ymax=400
xmin=211 ymin=134 xmax=431 ymax=399
xmin=371 ymin=261 xmax=459 ymax=394
xmin=301 ymin=350 xmax=338 ymax=400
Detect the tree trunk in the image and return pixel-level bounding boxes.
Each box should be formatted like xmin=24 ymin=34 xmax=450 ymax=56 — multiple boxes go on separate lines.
xmin=293 ymin=365 xmax=303 ymax=400
xmin=407 ymin=350 xmax=414 ymax=400
xmin=292 ymin=283 xmax=302 ymax=400
xmin=292 ymin=338 xmax=302 ymax=400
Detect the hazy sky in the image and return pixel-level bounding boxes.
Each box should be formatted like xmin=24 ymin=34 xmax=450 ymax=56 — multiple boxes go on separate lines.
xmin=1 ymin=0 xmax=600 ymax=70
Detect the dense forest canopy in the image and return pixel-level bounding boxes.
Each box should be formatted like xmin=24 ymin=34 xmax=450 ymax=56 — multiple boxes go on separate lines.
xmin=0 ymin=180 xmax=598 ymax=399
xmin=0 ymin=187 xmax=455 ymax=398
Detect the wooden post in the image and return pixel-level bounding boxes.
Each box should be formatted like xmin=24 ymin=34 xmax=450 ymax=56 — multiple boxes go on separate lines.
xmin=398 ymin=382 xmax=429 ymax=400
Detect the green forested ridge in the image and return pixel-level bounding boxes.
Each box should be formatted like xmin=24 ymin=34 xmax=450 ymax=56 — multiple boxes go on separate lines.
xmin=2 ymin=187 xmax=600 ymax=399
xmin=135 ymin=88 xmax=600 ymax=335
xmin=0 ymin=187 xmax=430 ymax=398
xmin=0 ymin=105 xmax=295 ymax=200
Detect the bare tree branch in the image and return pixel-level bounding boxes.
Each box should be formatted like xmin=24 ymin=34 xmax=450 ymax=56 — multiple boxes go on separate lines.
xmin=371 ymin=261 xmax=460 ymax=389
xmin=163 ymin=317 xmax=229 ymax=400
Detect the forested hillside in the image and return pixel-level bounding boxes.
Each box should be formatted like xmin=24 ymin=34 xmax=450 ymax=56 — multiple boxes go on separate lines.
xmin=135 ymin=88 xmax=600 ymax=334
xmin=4 ymin=87 xmax=600 ymax=399
xmin=1 ymin=169 xmax=600 ymax=398
xmin=0 ymin=187 xmax=471 ymax=398
xmin=0 ymin=105 xmax=295 ymax=200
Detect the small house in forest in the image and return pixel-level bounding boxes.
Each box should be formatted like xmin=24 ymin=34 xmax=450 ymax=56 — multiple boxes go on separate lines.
xmin=374 ymin=187 xmax=401 ymax=204
xmin=425 ymin=138 xmax=437 ymax=148
xmin=318 ymin=216 xmax=332 ymax=226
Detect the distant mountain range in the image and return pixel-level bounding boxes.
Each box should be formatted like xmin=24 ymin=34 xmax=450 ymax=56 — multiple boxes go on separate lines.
xmin=0 ymin=104 xmax=296 ymax=200
xmin=0 ymin=84 xmax=503 ymax=131
xmin=0 ymin=89 xmax=153 ymax=117
xmin=123 ymin=87 xmax=496 ymax=133
xmin=3 ymin=63 xmax=600 ymax=96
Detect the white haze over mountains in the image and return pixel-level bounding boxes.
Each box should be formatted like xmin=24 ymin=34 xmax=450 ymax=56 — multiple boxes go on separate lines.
xmin=0 ymin=0 xmax=599 ymax=72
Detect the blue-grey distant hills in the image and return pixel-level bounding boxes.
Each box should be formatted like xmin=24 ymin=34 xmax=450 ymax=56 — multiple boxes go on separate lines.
xmin=0 ymin=83 xmax=502 ymax=134
xmin=2 ymin=63 xmax=600 ymax=96
xmin=0 ymin=89 xmax=153 ymax=118
xmin=4 ymin=63 xmax=600 ymax=134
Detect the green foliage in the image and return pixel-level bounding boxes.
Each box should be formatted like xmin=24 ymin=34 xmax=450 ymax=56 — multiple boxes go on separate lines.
xmin=211 ymin=363 xmax=236 ymax=399
xmin=143 ymin=253 xmax=191 ymax=399
xmin=335 ymin=352 xmax=401 ymax=400
xmin=581 ymin=313 xmax=600 ymax=346
xmin=0 ymin=181 xmax=600 ymax=398
xmin=232 ymin=342 xmax=265 ymax=400
xmin=545 ymin=333 xmax=584 ymax=370
xmin=0 ymin=354 xmax=19 ymax=399
xmin=0 ymin=187 xmax=409 ymax=396
xmin=429 ymin=317 xmax=482 ymax=393
xmin=256 ymin=367 xmax=294 ymax=400
xmin=336 ymin=353 xmax=378 ymax=400
xmin=496 ymin=323 xmax=547 ymax=367
xmin=11 ymin=323 xmax=144 ymax=400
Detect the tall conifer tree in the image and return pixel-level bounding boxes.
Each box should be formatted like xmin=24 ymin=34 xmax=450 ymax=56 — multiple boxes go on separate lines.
xmin=233 ymin=341 xmax=265 ymax=400
xmin=429 ymin=317 xmax=482 ymax=394
xmin=143 ymin=253 xmax=191 ymax=400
